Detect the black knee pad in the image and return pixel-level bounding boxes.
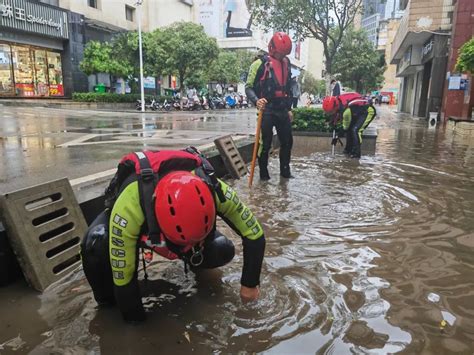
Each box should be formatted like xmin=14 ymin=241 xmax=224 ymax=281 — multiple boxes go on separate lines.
xmin=81 ymin=211 xmax=115 ymax=305
xmin=200 ymin=234 xmax=235 ymax=269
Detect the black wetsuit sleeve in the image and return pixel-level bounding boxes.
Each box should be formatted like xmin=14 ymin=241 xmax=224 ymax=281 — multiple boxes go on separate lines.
xmin=241 ymin=236 xmax=266 ymax=287
xmin=215 ymin=180 xmax=266 ymax=288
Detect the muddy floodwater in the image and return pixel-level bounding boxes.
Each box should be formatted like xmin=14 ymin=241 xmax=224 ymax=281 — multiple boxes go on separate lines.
xmin=1 ymin=110 xmax=474 ymax=354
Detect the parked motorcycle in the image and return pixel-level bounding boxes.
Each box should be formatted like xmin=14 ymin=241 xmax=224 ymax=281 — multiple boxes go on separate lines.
xmin=210 ymin=96 xmax=225 ymax=110
xmin=135 ymin=98 xmax=158 ymax=111
xmin=158 ymin=99 xmax=172 ymax=111
xmin=225 ymin=94 xmax=238 ymax=109
xmin=239 ymin=94 xmax=249 ymax=108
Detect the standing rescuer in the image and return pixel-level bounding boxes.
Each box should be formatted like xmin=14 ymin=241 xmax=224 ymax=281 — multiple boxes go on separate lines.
xmin=323 ymin=92 xmax=376 ymax=158
xmin=80 ymin=148 xmax=265 ymax=322
xmin=245 ymin=32 xmax=294 ymax=180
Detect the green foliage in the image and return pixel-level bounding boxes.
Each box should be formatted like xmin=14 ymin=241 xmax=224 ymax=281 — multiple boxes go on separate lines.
xmin=79 ymin=41 xmax=113 ymax=76
xmin=79 ymin=35 xmax=137 ymax=79
xmin=159 ymin=22 xmax=219 ymax=91
xmin=234 ymin=49 xmax=258 ymax=81
xmin=72 ymin=92 xmax=172 ymax=103
xmin=249 ymin=0 xmax=363 ymax=75
xmin=456 ymin=37 xmax=474 ymax=73
xmin=184 ymin=70 xmax=209 ymax=90
xmin=208 ymin=50 xmax=241 ymax=88
xmin=292 ymin=107 xmax=335 ymax=132
xmin=332 ymin=28 xmax=386 ymax=93
xmin=301 ymin=71 xmax=325 ymax=96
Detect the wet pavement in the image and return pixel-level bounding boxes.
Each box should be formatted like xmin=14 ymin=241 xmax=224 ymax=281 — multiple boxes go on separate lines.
xmin=0 ymin=106 xmax=256 ymax=193
xmin=1 ymin=106 xmax=474 ymax=353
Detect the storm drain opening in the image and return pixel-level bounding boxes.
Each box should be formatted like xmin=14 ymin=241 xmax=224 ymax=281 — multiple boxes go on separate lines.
xmin=32 ymin=207 xmax=69 ymax=226
xmin=39 ymin=222 xmax=75 ymax=242
xmin=25 ymin=192 xmax=62 ymax=211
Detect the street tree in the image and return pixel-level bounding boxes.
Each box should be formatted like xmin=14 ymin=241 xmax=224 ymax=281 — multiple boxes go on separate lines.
xmin=332 ymin=28 xmax=386 ymax=93
xmin=208 ymin=50 xmax=241 ymax=90
xmin=249 ymin=0 xmax=363 ymax=81
xmin=159 ymin=22 xmax=219 ymax=93
xmin=146 ymin=28 xmax=168 ymax=78
xmin=80 ymin=40 xmax=133 ymax=92
xmin=234 ymin=49 xmax=258 ymax=82
xmin=80 ymin=41 xmax=112 ymax=76
xmin=300 ymin=71 xmax=325 ymax=96
xmin=456 ymin=37 xmax=474 ymax=73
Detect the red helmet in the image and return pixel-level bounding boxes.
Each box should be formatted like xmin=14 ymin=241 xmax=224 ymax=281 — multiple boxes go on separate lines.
xmin=154 ymin=171 xmax=216 ymax=246
xmin=268 ymin=32 xmax=292 ymax=57
xmin=322 ymin=96 xmax=339 ymax=114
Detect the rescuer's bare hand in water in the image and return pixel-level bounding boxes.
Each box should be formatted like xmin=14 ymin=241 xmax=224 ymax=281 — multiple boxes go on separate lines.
xmin=240 ymin=285 xmax=260 ymax=303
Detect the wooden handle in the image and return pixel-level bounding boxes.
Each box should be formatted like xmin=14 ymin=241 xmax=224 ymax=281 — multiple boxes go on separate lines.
xmin=248 ymin=110 xmax=264 ymax=187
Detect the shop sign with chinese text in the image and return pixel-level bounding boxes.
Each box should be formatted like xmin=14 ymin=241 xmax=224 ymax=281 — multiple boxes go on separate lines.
xmin=0 ymin=0 xmax=68 ymax=39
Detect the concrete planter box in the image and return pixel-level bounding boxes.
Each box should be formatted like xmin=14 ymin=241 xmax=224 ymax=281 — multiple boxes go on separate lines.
xmin=293 ymin=128 xmax=378 ymax=154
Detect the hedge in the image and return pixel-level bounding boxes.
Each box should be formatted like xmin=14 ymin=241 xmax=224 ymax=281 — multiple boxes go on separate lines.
xmin=72 ymin=92 xmax=173 ymax=103
xmin=292 ymin=107 xmax=340 ymax=132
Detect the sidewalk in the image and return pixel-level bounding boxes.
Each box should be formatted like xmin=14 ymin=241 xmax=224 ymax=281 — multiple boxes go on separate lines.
xmin=0 ymin=98 xmax=134 ymax=111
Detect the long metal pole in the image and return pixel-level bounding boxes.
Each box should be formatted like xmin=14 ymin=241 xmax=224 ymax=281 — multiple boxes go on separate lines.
xmin=137 ymin=1 xmax=145 ymax=112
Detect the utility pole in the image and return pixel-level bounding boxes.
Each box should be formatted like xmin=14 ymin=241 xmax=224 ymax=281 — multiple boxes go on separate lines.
xmin=136 ymin=0 xmax=145 ymax=112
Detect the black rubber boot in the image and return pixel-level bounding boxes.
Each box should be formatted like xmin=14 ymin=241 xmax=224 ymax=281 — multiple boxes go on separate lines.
xmin=280 ymin=166 xmax=294 ymax=179
xmin=258 ymin=160 xmax=271 ymax=180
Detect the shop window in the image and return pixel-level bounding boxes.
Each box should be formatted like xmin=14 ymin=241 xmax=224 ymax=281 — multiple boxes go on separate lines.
xmin=0 ymin=44 xmax=14 ymax=96
xmin=125 ymin=5 xmax=134 ymax=21
xmin=47 ymin=52 xmax=64 ymax=96
xmin=12 ymin=45 xmax=35 ymax=97
xmin=34 ymin=50 xmax=49 ymax=96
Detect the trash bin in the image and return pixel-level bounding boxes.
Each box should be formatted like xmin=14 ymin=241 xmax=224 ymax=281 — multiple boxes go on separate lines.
xmin=94 ymin=83 xmax=106 ymax=93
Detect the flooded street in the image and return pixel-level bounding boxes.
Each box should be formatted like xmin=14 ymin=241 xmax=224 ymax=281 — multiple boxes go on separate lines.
xmin=1 ymin=108 xmax=474 ymax=354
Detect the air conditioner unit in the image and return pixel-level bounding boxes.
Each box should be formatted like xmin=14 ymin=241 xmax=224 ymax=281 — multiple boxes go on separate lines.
xmin=428 ymin=112 xmax=438 ymax=129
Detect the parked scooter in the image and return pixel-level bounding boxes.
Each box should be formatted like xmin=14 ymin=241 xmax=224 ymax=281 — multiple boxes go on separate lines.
xmin=201 ymin=95 xmax=210 ymax=110
xmin=159 ymin=99 xmax=172 ymax=111
xmin=225 ymin=94 xmax=238 ymax=109
xmin=135 ymin=98 xmax=158 ymax=111
xmin=239 ymin=94 xmax=249 ymax=108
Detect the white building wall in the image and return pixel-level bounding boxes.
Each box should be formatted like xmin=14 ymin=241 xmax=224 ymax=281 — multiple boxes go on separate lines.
xmin=194 ymin=0 xmax=309 ymax=71
xmin=58 ymin=0 xmax=137 ymax=30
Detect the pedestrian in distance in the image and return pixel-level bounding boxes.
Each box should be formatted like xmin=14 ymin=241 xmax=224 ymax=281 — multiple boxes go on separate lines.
xmin=323 ymin=92 xmax=376 ymax=158
xmin=331 ymin=79 xmax=341 ymax=96
xmin=245 ymin=32 xmax=294 ymax=180
xmin=80 ymin=147 xmax=266 ymax=322
xmin=290 ymin=76 xmax=301 ymax=109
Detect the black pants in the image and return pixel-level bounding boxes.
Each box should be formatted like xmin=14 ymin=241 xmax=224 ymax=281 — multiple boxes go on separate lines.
xmin=258 ymin=109 xmax=293 ymax=178
xmin=81 ymin=211 xmax=235 ymax=306
xmin=345 ymin=114 xmax=367 ymax=158
xmin=292 ymin=97 xmax=298 ymax=108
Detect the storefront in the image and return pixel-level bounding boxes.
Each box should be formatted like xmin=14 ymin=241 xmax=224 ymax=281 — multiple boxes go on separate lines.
xmin=0 ymin=0 xmax=69 ymax=97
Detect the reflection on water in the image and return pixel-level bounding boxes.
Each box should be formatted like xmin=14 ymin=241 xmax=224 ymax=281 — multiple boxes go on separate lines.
xmin=1 ymin=109 xmax=474 ymax=353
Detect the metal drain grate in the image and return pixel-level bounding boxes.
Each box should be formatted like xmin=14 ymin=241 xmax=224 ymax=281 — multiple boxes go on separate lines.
xmin=0 ymin=178 xmax=88 ymax=291
xmin=214 ymin=135 xmax=247 ymax=179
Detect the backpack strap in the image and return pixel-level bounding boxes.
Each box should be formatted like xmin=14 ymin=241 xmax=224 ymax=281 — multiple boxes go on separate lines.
xmin=134 ymin=152 xmax=162 ymax=245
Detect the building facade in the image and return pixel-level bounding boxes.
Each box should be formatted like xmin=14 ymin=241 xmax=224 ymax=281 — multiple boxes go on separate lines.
xmin=0 ymin=0 xmax=195 ymax=97
xmin=194 ymin=0 xmax=310 ymax=78
xmin=0 ymin=0 xmax=70 ymax=97
xmin=377 ymin=18 xmax=402 ymax=96
xmin=442 ymin=0 xmax=474 ymax=120
xmin=390 ymin=0 xmax=453 ymax=117
xmin=361 ymin=13 xmax=381 ymax=46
